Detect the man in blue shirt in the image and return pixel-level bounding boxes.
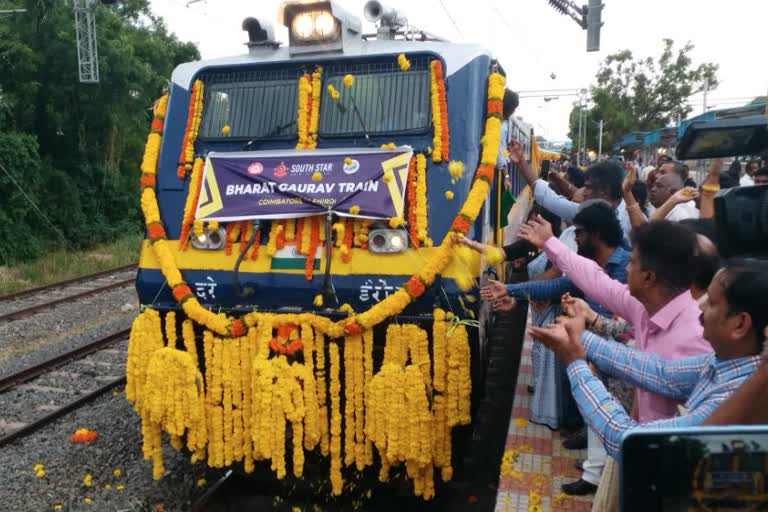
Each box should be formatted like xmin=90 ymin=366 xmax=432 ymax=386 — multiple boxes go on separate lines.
xmin=528 ymin=259 xmax=768 ymax=459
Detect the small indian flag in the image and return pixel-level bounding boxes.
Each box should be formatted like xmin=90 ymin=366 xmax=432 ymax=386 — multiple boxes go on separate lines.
xmin=270 ymin=244 xmax=322 ymax=271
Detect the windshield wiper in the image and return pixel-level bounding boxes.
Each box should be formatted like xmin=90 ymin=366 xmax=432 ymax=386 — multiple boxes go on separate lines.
xmin=242 ymin=120 xmax=296 ymax=150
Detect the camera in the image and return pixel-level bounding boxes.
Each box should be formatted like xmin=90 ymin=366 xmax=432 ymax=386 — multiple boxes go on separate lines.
xmin=676 ymin=115 xmax=768 ymax=258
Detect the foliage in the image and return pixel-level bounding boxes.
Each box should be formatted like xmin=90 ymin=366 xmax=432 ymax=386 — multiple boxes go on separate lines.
xmin=569 ymin=39 xmax=719 ymax=150
xmin=0 ymin=0 xmax=199 ymax=265
xmin=0 ymin=232 xmax=142 ymax=295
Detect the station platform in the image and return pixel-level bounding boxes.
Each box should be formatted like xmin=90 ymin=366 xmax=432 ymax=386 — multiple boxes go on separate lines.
xmin=495 ymin=336 xmax=594 ymax=512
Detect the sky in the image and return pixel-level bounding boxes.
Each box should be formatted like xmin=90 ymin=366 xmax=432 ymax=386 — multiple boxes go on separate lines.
xmin=148 ymin=0 xmax=768 ymax=141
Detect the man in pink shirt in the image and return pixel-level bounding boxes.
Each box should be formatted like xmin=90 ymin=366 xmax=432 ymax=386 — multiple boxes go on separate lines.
xmin=518 ymin=218 xmax=713 ymax=422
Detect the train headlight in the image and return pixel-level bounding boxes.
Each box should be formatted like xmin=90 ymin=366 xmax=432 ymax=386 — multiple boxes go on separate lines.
xmin=279 ymin=1 xmax=361 ymax=55
xmin=190 ymin=227 xmax=226 ymax=251
xmin=291 ymin=12 xmax=316 ymax=40
xmin=314 ymin=11 xmax=337 ymax=37
xmin=367 ymin=229 xmax=408 ymax=254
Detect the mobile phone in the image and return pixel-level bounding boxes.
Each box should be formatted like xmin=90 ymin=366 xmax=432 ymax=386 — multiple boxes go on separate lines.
xmin=620 ymin=426 xmax=768 ymax=512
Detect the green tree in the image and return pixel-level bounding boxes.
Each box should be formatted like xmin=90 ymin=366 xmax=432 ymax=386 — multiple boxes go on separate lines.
xmin=569 ymin=39 xmax=719 ymax=150
xmin=0 ymin=0 xmax=199 ymax=264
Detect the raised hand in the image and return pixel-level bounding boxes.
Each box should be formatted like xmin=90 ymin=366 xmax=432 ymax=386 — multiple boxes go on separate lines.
xmin=561 ymin=293 xmax=595 ymax=324
xmin=508 ymin=141 xmax=524 ymax=165
xmin=623 ymin=163 xmax=637 ymax=195
xmin=518 ymin=215 xmax=554 ymax=249
xmin=703 ymin=158 xmax=723 ymax=187
xmin=528 ymin=322 xmax=587 ymax=364
xmin=480 ymin=279 xmax=508 ymax=301
xmin=670 ymin=187 xmax=699 ymax=204
xmin=493 ymin=295 xmax=517 ymax=312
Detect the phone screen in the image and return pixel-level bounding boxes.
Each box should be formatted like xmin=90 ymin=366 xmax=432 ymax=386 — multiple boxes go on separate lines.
xmin=621 ymin=428 xmax=768 ymax=512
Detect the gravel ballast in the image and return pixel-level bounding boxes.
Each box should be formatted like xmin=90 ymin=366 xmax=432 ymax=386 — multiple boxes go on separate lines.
xmin=0 ymin=287 xmax=137 ymax=380
xmin=0 ymin=390 xmax=208 ymax=512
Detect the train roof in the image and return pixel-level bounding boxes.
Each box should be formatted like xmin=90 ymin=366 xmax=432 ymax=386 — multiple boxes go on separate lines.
xmin=171 ymin=39 xmax=494 ymax=91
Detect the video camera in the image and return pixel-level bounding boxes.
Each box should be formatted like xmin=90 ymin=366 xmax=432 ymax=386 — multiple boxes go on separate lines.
xmin=676 ymin=115 xmax=768 ymax=258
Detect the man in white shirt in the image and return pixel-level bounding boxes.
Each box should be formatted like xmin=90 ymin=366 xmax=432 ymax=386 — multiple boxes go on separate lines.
xmin=649 ymin=174 xmax=699 ymax=221
xmin=739 ymin=160 xmax=759 ymax=187
xmin=510 ymin=143 xmax=632 ymax=247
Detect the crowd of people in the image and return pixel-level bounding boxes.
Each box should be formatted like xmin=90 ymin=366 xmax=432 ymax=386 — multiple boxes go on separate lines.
xmin=462 ymin=105 xmax=768 ymax=510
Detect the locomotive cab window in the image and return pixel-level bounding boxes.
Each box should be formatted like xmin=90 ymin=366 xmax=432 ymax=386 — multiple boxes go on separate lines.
xmin=198 ymin=75 xmax=299 ymax=139
xmin=319 ymin=60 xmax=432 ymax=137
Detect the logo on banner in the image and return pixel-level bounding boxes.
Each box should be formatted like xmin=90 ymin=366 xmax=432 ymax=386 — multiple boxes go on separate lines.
xmin=343 ymin=159 xmax=360 ymax=175
xmin=247 ymin=162 xmax=264 ymax=175
xmin=273 ymin=161 xmax=288 ymax=178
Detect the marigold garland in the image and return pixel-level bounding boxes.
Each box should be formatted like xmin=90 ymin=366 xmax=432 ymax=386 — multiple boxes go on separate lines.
xmin=177 ymin=80 xmax=204 ymax=179
xmin=127 ymin=310 xmax=473 ymax=498
xmin=405 ymin=157 xmax=420 ymax=248
xmin=329 ymin=342 xmax=343 ymax=495
xmin=296 ymin=73 xmax=312 ymax=149
xmin=415 ymin=153 xmax=428 ymax=242
xmin=429 ymin=61 xmax=449 ymax=162
xmin=179 ymin=157 xmax=205 ymax=250
xmin=308 ymin=66 xmax=322 ymax=149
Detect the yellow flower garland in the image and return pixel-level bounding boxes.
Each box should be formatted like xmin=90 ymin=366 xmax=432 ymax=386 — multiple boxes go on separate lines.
xmin=308 ymin=66 xmax=322 ymax=149
xmin=415 ymin=153 xmax=428 ymax=243
xmin=296 ymin=74 xmax=312 ymax=149
xmin=329 ymin=342 xmax=343 ymax=495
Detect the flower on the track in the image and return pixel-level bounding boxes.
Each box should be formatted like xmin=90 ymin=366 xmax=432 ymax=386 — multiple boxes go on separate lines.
xmin=33 ymin=463 xmax=45 ymax=478
xmin=116 ymin=484 xmax=125 ymax=490
xmin=53 ymin=504 xmax=63 ymax=510
xmin=83 ymin=472 xmax=93 ymax=487
xmin=196 ymin=477 xmax=206 ymax=487
xmin=113 ymin=468 xmax=122 ymax=477
xmin=84 ymin=496 xmax=92 ymax=504
xmin=71 ymin=427 xmax=97 ymax=443
xmin=104 ymin=483 xmax=112 ymax=489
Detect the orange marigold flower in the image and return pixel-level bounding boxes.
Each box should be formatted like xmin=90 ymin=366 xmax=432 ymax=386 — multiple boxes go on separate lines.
xmin=229 ymin=319 xmax=246 ymax=337
xmin=405 ymin=275 xmax=426 ymax=298
xmin=476 ymin=163 xmax=495 ymax=183
xmin=172 ymin=284 xmax=193 ymax=302
xmin=147 ymin=222 xmax=166 ymax=240
xmin=139 ymin=173 xmax=156 ymax=188
xmin=451 ymin=215 xmax=472 ymax=234
xmin=71 ymin=428 xmax=98 ymax=443
xmin=343 ymin=318 xmax=363 ymax=336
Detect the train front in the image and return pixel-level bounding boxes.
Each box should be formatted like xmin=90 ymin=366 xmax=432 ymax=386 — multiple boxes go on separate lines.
xmin=129 ymin=0 xmax=513 ymax=502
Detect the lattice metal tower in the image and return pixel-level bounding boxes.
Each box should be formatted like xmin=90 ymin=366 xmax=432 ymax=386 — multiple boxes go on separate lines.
xmin=73 ymin=0 xmax=99 ymax=83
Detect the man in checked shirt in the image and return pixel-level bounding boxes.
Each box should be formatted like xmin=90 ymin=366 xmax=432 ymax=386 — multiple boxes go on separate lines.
xmin=520 ymin=216 xmax=767 ymax=459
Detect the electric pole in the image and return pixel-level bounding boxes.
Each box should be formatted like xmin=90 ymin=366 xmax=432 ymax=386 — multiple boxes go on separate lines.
xmin=546 ymin=0 xmax=604 ymax=52
xmin=74 ymin=0 xmax=100 ymax=83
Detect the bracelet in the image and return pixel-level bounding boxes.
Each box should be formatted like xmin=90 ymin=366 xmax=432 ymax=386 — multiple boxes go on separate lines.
xmin=588 ymin=313 xmax=599 ymax=328
xmin=701 ymin=184 xmax=720 ymax=193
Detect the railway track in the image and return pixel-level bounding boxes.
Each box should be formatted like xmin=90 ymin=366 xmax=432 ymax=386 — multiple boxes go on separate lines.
xmin=0 ymin=265 xmax=136 ymax=323
xmin=0 ymin=329 xmax=129 ymax=448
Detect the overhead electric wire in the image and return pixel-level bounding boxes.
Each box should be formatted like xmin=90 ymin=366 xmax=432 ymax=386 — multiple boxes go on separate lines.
xmin=436 ymin=0 xmax=464 ymax=40
xmin=0 ymin=161 xmax=75 ymax=251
